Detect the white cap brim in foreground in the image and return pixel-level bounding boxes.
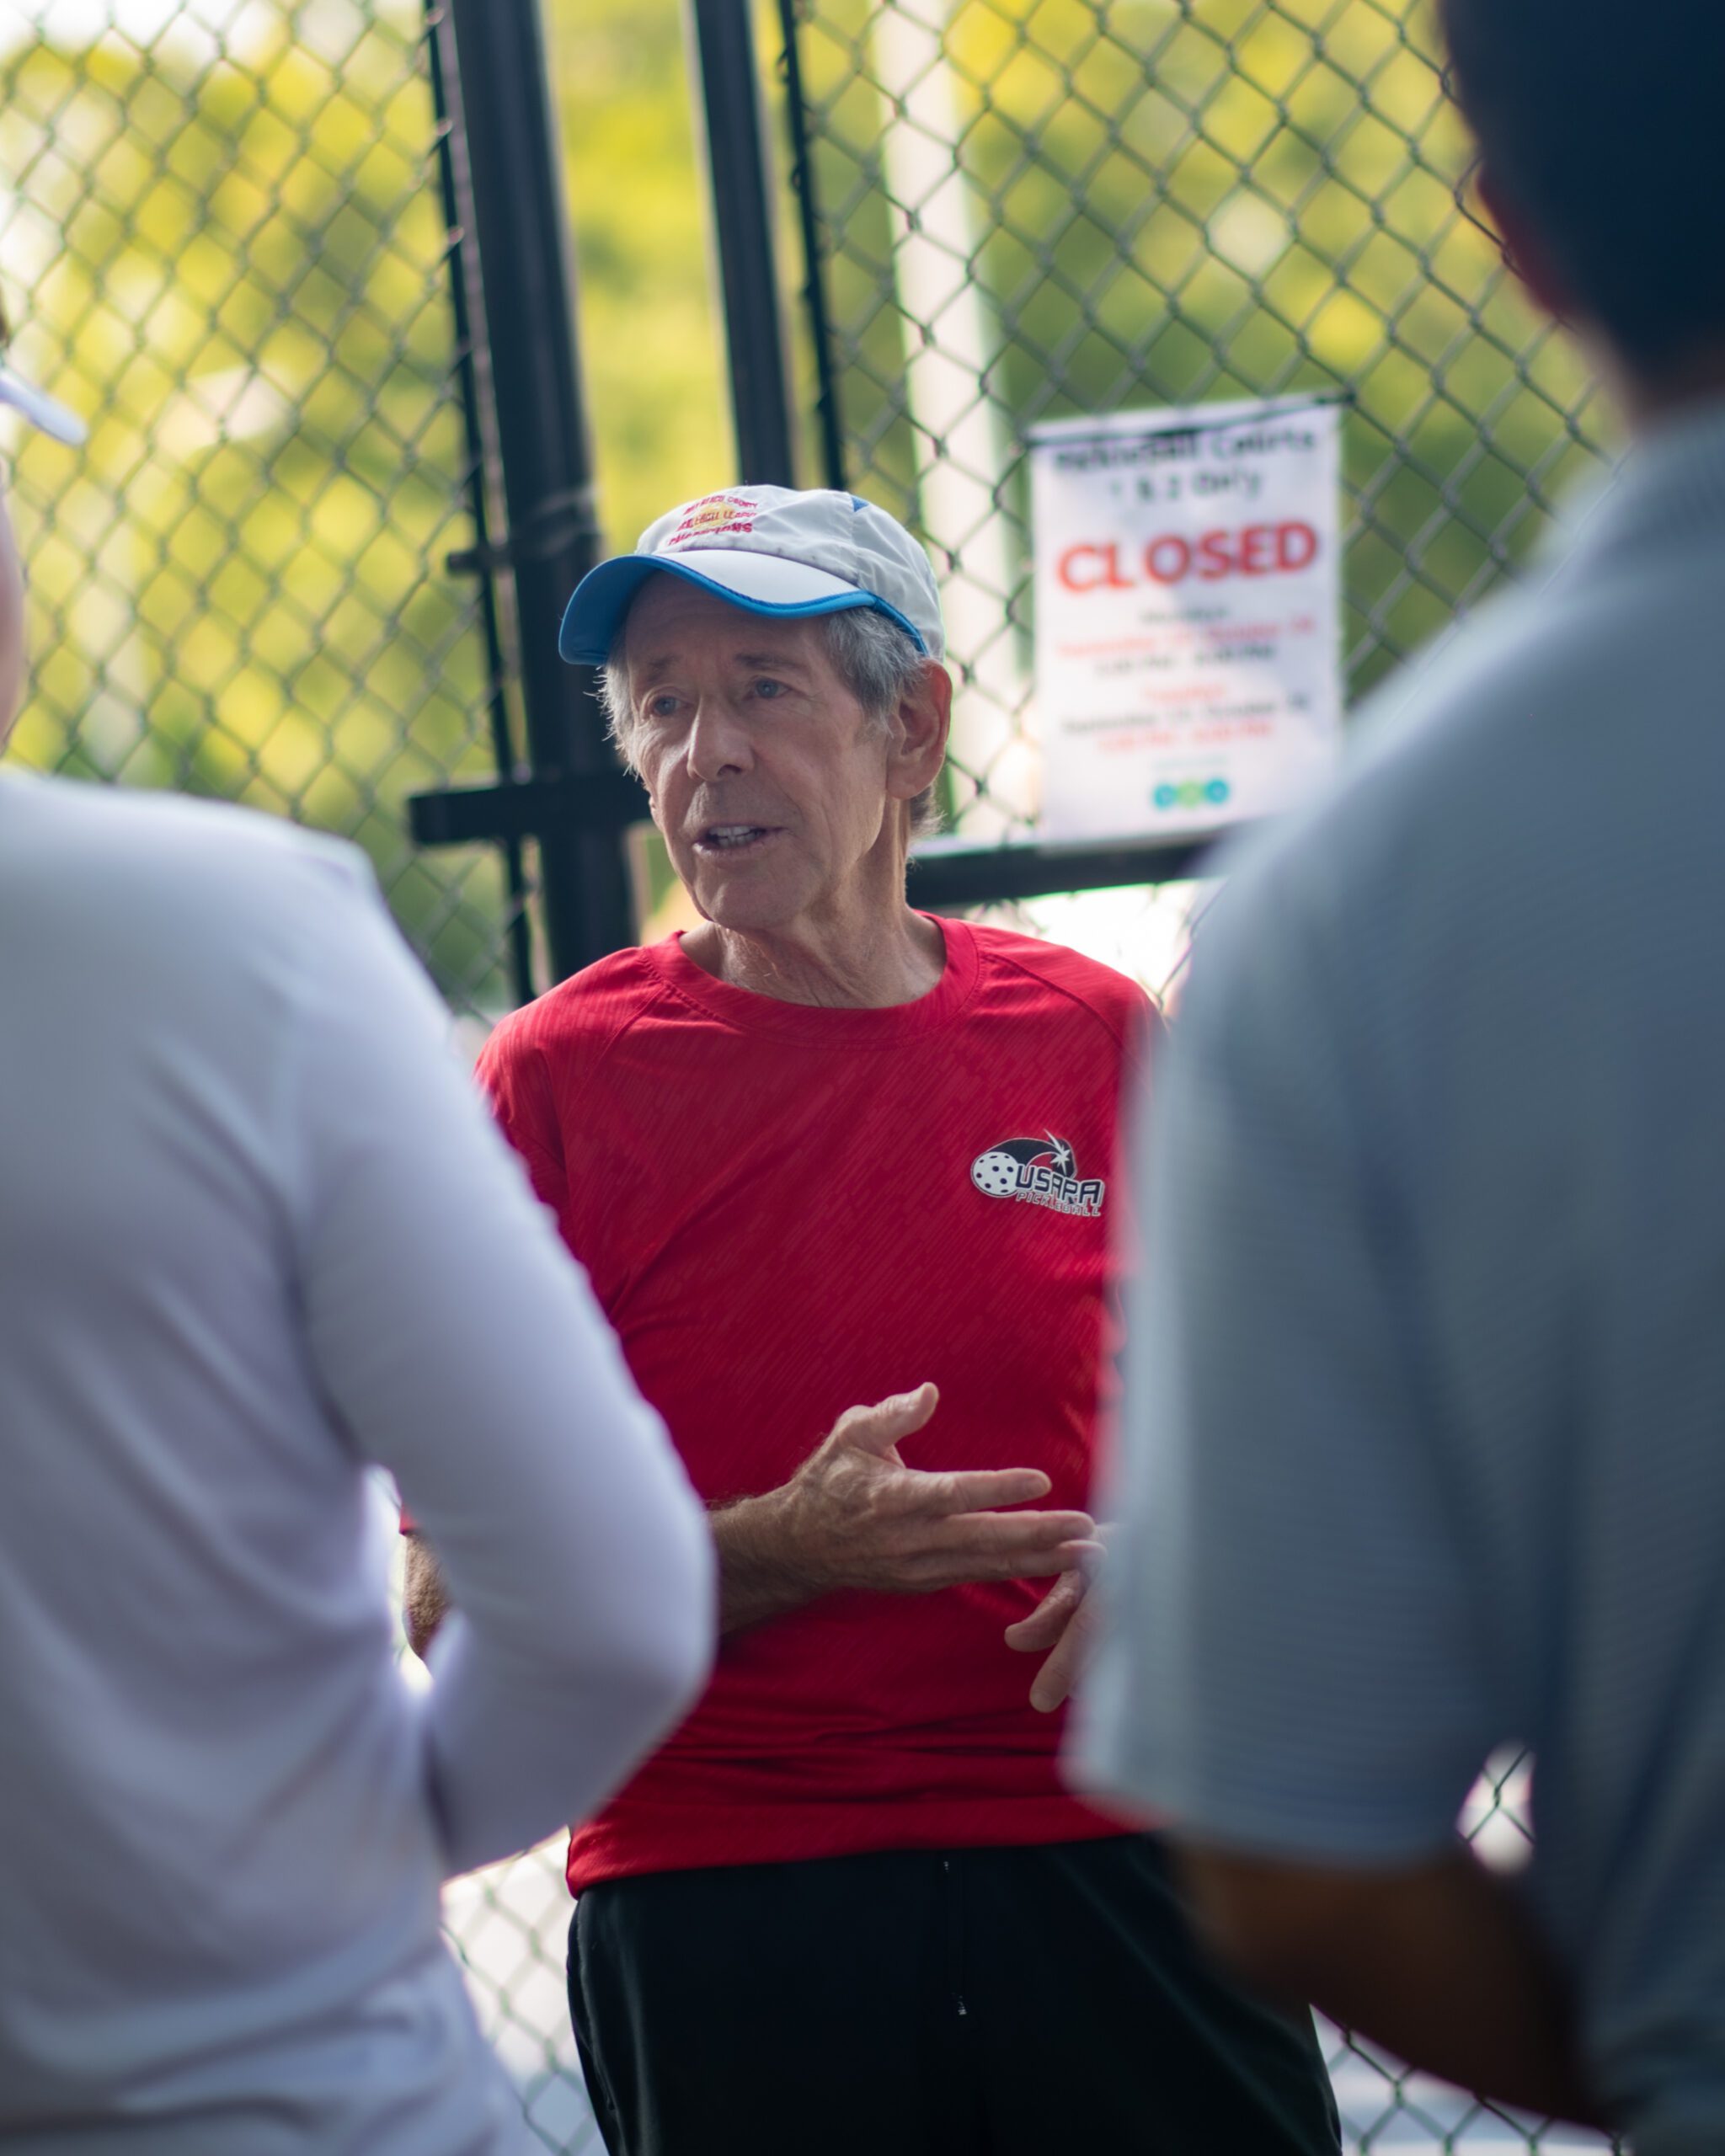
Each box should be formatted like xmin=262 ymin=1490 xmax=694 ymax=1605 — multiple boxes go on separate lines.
xmin=0 ymin=360 xmax=88 ymax=446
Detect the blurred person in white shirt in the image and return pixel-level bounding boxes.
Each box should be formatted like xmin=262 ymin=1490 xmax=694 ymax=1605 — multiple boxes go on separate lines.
xmin=0 ymin=356 xmax=713 ymax=2155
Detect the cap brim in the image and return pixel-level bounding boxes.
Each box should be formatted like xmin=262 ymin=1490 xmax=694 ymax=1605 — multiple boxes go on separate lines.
xmin=558 ymin=548 xmax=910 ymax=664
xmin=0 ymin=360 xmax=87 ymax=446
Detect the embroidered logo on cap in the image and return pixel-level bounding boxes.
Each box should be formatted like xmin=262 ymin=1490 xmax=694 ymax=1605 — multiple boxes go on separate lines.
xmin=969 ymin=1134 xmax=1104 ymax=1219
xmin=668 ymin=493 xmax=759 ymax=548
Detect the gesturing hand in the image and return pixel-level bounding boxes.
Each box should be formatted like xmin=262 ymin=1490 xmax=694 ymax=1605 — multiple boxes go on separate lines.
xmin=1003 ymin=1537 xmax=1107 ymax=1712
xmin=788 ymin=1382 xmax=1097 ymax=1594
xmin=713 ymin=1382 xmax=1097 ymax=1633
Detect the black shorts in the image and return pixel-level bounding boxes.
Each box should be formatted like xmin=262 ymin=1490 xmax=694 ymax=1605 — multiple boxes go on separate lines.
xmin=568 ymin=1835 xmax=1342 ymax=2156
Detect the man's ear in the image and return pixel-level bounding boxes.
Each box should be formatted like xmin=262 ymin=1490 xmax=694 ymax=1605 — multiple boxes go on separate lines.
xmin=885 ymin=660 xmax=952 ymax=804
xmin=1477 ymin=166 xmax=1579 ymax=328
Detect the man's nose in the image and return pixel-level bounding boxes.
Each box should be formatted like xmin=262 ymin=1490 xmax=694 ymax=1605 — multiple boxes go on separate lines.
xmin=685 ymin=696 xmax=753 ymax=782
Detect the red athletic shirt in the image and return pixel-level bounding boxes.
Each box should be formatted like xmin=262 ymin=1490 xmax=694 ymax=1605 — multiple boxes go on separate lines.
xmin=474 ymin=915 xmax=1150 ymax=1891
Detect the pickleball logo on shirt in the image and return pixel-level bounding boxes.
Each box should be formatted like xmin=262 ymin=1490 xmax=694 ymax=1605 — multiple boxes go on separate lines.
xmin=969 ymin=1134 xmax=1105 ymax=1219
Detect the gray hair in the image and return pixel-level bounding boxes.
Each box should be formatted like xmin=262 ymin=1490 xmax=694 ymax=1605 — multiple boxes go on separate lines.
xmin=598 ymin=603 xmax=943 ymax=841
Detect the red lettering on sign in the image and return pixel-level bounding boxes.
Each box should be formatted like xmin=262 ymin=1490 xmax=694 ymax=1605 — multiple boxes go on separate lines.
xmin=1145 ymin=535 xmax=1193 ymax=584
xmin=1196 ymin=530 xmax=1234 ymax=580
xmin=1058 ymin=542 xmax=1134 ymax=591
xmin=1278 ymin=521 xmax=1318 ymax=572
xmin=1055 ymin=522 xmax=1322 ymax=590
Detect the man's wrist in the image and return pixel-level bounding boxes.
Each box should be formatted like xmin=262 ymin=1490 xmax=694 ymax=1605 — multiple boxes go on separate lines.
xmin=712 ymin=1477 xmax=829 ymax=1633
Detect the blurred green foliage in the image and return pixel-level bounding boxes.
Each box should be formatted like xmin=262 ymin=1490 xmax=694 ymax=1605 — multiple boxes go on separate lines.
xmin=0 ymin=0 xmax=727 ymax=1010
xmin=799 ymin=0 xmax=1617 ymax=709
xmin=0 ymin=0 xmax=1621 ymax=1008
xmin=545 ymin=0 xmax=730 ymax=552
xmin=2 ymin=1 xmax=513 ymax=1010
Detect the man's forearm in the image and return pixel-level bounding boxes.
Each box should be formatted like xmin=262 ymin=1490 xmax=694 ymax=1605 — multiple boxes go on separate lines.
xmin=1181 ymin=1844 xmax=1605 ymax=2131
xmin=711 ymin=1487 xmax=826 ymax=1635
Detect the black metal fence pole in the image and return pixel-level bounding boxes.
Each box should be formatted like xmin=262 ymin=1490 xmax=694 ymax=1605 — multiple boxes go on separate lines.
xmin=775 ymin=0 xmax=847 ymax=494
xmin=686 ymin=0 xmax=799 ymax=488
xmin=424 ymin=3 xmax=536 ymax=1007
xmin=445 ymin=0 xmax=635 ymax=981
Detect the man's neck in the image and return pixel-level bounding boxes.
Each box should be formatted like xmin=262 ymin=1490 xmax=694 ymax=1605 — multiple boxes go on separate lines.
xmin=683 ymin=906 xmax=947 ymax=1009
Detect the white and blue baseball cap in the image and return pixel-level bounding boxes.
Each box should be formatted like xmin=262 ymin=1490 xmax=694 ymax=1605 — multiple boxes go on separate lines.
xmin=558 ymin=484 xmax=945 ymax=665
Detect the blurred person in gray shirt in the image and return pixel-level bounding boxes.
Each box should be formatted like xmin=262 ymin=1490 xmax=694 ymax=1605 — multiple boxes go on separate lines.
xmin=0 ymin=379 xmax=713 ymax=2153
xmin=1077 ymin=4 xmax=1725 ymax=2153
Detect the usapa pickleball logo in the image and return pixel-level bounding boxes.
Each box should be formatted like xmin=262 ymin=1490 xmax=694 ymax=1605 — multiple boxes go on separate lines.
xmin=970 ymin=1133 xmax=1105 ymax=1219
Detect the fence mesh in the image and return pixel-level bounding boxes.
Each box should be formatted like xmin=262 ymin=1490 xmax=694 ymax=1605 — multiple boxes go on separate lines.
xmin=1 ymin=0 xmax=522 ymax=1019
xmin=783 ymin=0 xmax=1622 ymax=1100
xmin=789 ymin=0 xmax=1616 ymax=846
xmin=3 ymin=0 xmax=1611 ymax=2148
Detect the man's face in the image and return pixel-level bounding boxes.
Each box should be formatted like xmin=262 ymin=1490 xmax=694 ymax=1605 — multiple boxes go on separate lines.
xmin=622 ymin=574 xmax=900 ymax=937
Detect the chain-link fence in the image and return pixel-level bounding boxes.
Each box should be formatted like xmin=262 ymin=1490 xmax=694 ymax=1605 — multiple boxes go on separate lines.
xmin=790 ymin=0 xmax=1615 ymax=821
xmin=785 ymin=0 xmax=1619 ymax=1030
xmin=2 ymin=0 xmax=523 ymax=1020
xmin=4 ymin=1 xmax=1616 ymax=2149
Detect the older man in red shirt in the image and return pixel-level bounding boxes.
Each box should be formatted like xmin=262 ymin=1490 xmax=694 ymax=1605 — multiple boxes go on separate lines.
xmin=409 ymin=484 xmax=1339 ymax=2156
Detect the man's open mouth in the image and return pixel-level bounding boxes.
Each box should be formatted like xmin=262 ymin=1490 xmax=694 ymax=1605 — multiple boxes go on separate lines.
xmin=694 ymin=824 xmax=778 ymax=853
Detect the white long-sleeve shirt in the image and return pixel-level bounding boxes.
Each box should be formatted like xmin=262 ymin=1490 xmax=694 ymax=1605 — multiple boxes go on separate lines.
xmin=0 ymin=771 xmax=713 ymax=2154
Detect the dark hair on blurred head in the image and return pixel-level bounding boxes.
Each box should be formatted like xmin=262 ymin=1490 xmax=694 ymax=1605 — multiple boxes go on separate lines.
xmin=1439 ymin=0 xmax=1725 ymax=373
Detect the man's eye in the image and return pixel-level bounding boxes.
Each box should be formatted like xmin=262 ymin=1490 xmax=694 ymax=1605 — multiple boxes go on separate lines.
xmin=753 ymin=678 xmax=787 ymax=700
xmin=644 ymin=694 xmax=680 ymax=719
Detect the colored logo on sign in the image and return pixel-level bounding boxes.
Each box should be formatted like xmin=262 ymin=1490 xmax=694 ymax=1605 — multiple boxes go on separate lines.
xmin=1153 ymin=779 xmax=1231 ymax=812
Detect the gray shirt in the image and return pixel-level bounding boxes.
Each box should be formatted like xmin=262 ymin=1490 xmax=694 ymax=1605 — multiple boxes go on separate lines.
xmin=1078 ymin=398 xmax=1725 ymax=2156
xmin=0 ymin=776 xmax=712 ymax=2153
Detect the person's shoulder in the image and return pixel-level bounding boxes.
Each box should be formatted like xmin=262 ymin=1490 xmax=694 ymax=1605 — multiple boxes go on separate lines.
xmin=1331 ymin=509 xmax=1724 ymax=836
xmin=2 ymin=772 xmax=377 ymax=938
xmin=1227 ymin=570 xmax=1579 ymax=880
xmin=7 ymin=769 xmax=359 ymax=867
xmin=480 ymin=939 xmax=670 ymax=1075
xmin=964 ymin=920 xmax=1151 ymax=1053
xmin=1188 ymin=563 xmax=1655 ymax=1014
xmin=0 ymin=782 xmax=439 ymax=1123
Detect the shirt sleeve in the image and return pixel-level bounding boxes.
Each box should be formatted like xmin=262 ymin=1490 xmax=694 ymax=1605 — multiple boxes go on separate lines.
xmin=475 ymin=1024 xmax=570 ymax=1220
xmin=280 ymin=857 xmax=713 ymax=1878
xmin=1073 ymin=868 xmax=1498 ymax=1865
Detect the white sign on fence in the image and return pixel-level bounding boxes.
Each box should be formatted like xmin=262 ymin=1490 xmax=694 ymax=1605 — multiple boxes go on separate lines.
xmin=1030 ymin=395 xmax=1343 ymax=842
